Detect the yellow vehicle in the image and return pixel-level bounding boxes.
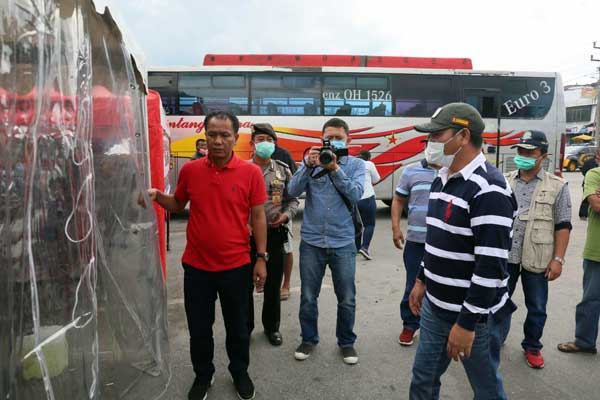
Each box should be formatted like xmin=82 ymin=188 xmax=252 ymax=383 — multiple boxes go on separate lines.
xmin=563 ymin=143 xmax=597 ymax=172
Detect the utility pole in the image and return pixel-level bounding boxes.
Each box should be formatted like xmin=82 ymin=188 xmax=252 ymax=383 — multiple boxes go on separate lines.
xmin=593 ymin=42 xmax=600 ymax=81
xmin=593 ymin=42 xmax=600 ymax=139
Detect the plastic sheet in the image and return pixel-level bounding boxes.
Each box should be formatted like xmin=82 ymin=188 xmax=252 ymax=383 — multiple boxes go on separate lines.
xmin=0 ymin=1 xmax=171 ymax=399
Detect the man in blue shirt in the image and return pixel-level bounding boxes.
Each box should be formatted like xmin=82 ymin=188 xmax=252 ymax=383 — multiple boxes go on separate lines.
xmin=288 ymin=117 xmax=365 ymax=365
xmin=392 ymin=159 xmax=440 ymax=346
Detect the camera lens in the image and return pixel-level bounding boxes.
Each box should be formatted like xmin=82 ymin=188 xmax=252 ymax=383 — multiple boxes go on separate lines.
xmin=319 ymin=149 xmax=334 ymax=165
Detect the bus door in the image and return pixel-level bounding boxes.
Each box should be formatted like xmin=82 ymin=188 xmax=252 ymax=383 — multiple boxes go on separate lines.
xmin=462 ymin=88 xmax=503 ymax=168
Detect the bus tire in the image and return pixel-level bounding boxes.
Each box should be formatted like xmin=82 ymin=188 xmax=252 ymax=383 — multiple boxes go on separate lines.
xmin=567 ymin=160 xmax=577 ymax=172
xmin=382 ymin=199 xmax=393 ymax=207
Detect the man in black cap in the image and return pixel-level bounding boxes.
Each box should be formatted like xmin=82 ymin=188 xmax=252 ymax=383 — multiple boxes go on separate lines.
xmin=257 ymin=123 xmax=299 ymax=302
xmin=489 ymin=130 xmax=572 ymax=370
xmin=407 ymin=103 xmax=517 ymax=399
xmin=247 ymin=123 xmax=299 ymax=346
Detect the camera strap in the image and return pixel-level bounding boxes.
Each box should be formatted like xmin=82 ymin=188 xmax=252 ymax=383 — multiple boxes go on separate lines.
xmin=328 ymin=174 xmax=364 ymax=240
xmin=310 ymin=168 xmax=329 ymax=179
xmin=328 ymin=175 xmax=352 ymax=213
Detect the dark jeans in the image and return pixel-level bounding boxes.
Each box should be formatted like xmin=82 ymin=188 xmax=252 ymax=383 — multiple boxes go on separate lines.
xmin=410 ymin=298 xmax=506 ymax=400
xmin=489 ymin=263 xmax=548 ymax=359
xmin=357 ymin=195 xmax=377 ymax=251
xmin=183 ymin=263 xmax=251 ymax=383
xmin=575 ymin=259 xmax=600 ymax=349
xmin=299 ymin=240 xmax=357 ymax=347
xmin=401 ymin=241 xmax=424 ymax=331
xmin=249 ymin=227 xmax=286 ymax=333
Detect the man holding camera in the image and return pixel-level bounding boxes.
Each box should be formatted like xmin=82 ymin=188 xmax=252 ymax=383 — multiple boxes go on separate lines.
xmin=287 ymin=117 xmax=365 ymax=365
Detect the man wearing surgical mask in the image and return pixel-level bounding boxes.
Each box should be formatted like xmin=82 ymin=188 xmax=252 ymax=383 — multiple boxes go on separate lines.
xmin=248 ymin=123 xmax=299 ymax=346
xmin=407 ymin=103 xmax=517 ymax=399
xmin=489 ymin=130 xmax=572 ymax=370
xmin=288 ymin=117 xmax=365 ymax=365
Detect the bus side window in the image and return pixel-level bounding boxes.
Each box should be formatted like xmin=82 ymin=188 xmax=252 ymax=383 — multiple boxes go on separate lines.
xmin=323 ymin=75 xmax=392 ymax=117
xmin=148 ymin=72 xmax=178 ymax=115
xmin=250 ymin=75 xmax=320 ymax=116
xmin=178 ymin=74 xmax=249 ymax=116
xmin=464 ymin=92 xmax=499 ymax=118
xmin=392 ymin=75 xmax=454 ymax=117
xmin=458 ymin=76 xmax=555 ymax=119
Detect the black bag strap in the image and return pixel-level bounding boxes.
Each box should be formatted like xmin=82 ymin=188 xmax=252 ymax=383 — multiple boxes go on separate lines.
xmin=328 ymin=174 xmax=353 ymax=213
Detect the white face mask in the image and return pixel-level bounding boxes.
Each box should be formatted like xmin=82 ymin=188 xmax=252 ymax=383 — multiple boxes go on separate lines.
xmin=424 ymin=131 xmax=464 ymax=168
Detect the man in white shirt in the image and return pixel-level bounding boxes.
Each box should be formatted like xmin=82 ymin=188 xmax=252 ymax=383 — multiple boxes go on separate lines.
xmin=356 ymin=150 xmax=381 ymax=260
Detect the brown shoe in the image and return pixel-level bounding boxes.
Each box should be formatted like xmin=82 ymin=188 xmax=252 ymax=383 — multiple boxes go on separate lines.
xmin=557 ymin=341 xmax=597 ymax=354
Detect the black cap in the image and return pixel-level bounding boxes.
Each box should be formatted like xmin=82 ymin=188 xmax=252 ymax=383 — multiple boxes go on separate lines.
xmin=511 ymin=130 xmax=548 ymax=151
xmin=414 ymin=102 xmax=485 ymax=135
xmin=251 ymin=123 xmax=277 ymax=141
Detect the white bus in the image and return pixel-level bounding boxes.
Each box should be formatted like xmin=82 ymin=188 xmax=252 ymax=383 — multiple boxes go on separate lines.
xmin=148 ymin=55 xmax=565 ymax=203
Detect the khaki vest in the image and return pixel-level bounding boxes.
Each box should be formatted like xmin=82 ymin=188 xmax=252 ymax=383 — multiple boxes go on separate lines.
xmin=506 ymin=170 xmax=566 ymax=273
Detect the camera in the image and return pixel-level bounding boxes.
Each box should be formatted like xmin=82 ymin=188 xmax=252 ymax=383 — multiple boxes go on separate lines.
xmin=319 ymin=139 xmax=348 ymax=165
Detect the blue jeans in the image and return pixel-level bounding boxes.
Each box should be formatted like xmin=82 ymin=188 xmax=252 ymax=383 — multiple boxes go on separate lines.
xmin=489 ymin=263 xmax=548 ymax=359
xmin=299 ymin=240 xmax=357 ymax=347
xmin=410 ymin=298 xmax=506 ymax=400
xmin=357 ymin=195 xmax=377 ymax=251
xmin=401 ymin=241 xmax=424 ymax=331
xmin=575 ymin=259 xmax=600 ymax=349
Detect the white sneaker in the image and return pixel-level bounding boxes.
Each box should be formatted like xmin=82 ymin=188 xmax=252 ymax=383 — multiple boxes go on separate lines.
xmin=294 ymin=343 xmax=315 ymax=361
xmin=341 ymin=346 xmax=358 ymax=365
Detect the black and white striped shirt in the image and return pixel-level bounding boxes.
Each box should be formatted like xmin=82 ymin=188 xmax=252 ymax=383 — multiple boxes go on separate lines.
xmin=418 ymin=153 xmax=518 ymax=331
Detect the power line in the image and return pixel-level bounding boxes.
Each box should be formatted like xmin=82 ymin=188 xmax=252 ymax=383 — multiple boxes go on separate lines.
xmin=564 ymin=72 xmax=598 ymax=83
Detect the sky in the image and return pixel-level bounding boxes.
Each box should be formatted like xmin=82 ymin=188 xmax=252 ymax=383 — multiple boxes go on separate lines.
xmin=97 ymin=0 xmax=600 ymax=86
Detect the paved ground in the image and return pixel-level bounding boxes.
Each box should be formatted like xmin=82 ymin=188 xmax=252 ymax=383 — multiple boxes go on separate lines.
xmin=162 ymin=172 xmax=599 ymax=400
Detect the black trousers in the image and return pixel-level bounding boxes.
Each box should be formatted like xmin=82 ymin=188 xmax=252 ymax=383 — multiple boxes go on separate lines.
xmin=249 ymin=227 xmax=287 ymax=333
xmin=183 ymin=263 xmax=251 ymax=383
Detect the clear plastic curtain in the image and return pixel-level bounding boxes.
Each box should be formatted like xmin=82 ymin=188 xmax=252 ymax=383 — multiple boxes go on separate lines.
xmin=0 ymin=1 xmax=170 ymax=399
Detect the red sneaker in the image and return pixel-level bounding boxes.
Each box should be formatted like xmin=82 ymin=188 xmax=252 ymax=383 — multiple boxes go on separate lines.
xmin=398 ymin=328 xmax=418 ymax=346
xmin=524 ymin=350 xmax=545 ymax=369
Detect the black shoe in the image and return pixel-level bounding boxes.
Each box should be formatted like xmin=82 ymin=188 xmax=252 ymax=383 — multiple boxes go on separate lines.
xmin=341 ymin=346 xmax=358 ymax=365
xmin=188 ymin=376 xmax=214 ymax=400
xmin=359 ymin=248 xmax=373 ymax=260
xmin=265 ymin=331 xmax=283 ymax=346
xmin=294 ymin=342 xmax=315 ymax=361
xmin=232 ymin=372 xmax=255 ymax=400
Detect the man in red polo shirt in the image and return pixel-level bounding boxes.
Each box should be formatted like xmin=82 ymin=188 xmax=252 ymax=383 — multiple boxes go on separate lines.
xmin=149 ymin=111 xmax=267 ymax=400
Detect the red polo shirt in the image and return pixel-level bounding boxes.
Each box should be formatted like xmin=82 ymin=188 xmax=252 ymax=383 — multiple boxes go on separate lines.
xmin=174 ymin=154 xmax=267 ymax=272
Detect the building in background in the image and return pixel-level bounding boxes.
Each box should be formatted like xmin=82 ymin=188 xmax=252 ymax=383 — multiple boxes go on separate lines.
xmin=565 ymin=84 xmax=597 ymax=140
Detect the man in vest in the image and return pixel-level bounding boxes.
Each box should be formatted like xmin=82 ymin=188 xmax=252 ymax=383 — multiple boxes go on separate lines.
xmin=247 ymin=123 xmax=299 ymax=346
xmin=490 ymin=130 xmax=572 ymax=370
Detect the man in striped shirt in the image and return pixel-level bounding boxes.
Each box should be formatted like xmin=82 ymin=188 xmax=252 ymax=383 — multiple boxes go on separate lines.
xmin=392 ymin=159 xmax=440 ymax=346
xmin=408 ymin=103 xmax=517 ymax=400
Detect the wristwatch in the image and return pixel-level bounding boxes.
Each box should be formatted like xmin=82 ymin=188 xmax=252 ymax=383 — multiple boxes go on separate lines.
xmin=256 ymin=252 xmax=270 ymax=262
xmin=553 ymin=256 xmax=565 ymax=265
